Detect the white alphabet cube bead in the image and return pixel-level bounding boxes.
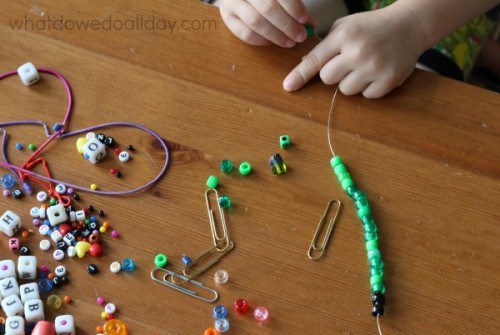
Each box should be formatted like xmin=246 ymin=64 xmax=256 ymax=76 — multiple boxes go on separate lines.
xmin=24 ymin=299 xmax=44 ymax=323
xmin=46 ymin=204 xmax=68 ymax=226
xmin=0 ymin=260 xmax=17 ymax=279
xmin=50 ymin=230 xmax=63 ymax=243
xmin=75 ymin=210 xmax=86 ymax=221
xmin=2 ymin=294 xmax=24 ymax=317
xmin=17 ymin=62 xmax=40 ymax=86
xmin=17 ymin=256 xmax=37 ymax=280
xmin=20 ymin=283 xmax=40 ymax=303
xmin=82 ymin=137 xmax=106 ymax=164
xmin=55 ymin=315 xmax=76 ymax=335
xmin=5 ymin=315 xmax=25 ymax=335
xmin=0 ymin=277 xmax=19 ymax=298
xmin=0 ymin=210 xmax=22 ymax=237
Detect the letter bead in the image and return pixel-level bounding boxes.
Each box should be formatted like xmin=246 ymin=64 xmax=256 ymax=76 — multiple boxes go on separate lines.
xmin=47 ymin=204 xmax=68 ymax=227
xmin=9 ymin=238 xmax=20 ymax=252
xmin=0 ymin=210 xmax=23 ymax=237
xmin=82 ymin=138 xmax=107 ymax=164
xmin=55 ymin=314 xmax=76 ymax=335
xmin=17 ymin=62 xmax=40 ymax=86
xmin=118 ymin=151 xmax=130 ymax=162
xmin=20 ymin=283 xmax=40 ymax=303
xmin=0 ymin=260 xmax=17 ymax=279
xmin=5 ymin=315 xmax=25 ymax=335
xmin=0 ymin=277 xmax=20 ymax=297
xmin=17 ymin=256 xmax=37 ymax=280
xmin=1 ymin=294 xmax=24 ymax=317
xmin=24 ymin=299 xmax=45 ymax=323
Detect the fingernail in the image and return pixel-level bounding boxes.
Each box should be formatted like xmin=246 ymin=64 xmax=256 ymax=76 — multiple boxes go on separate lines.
xmin=285 ymin=39 xmax=296 ymax=48
xmin=283 ymin=76 xmax=297 ymax=91
xmin=296 ymin=30 xmax=306 ymax=43
xmin=299 ymin=15 xmax=308 ymax=24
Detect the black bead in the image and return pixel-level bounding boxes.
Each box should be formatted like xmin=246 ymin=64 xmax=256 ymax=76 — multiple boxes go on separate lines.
xmin=104 ymin=137 xmax=116 ymax=148
xmin=52 ymin=276 xmax=63 ymax=287
xmin=96 ymin=133 xmax=106 ymax=143
xmin=371 ymin=292 xmax=386 ymax=306
xmin=65 ymin=205 xmax=75 ymax=213
xmin=371 ymin=305 xmax=385 ymax=317
xmin=127 ymin=144 xmax=134 ymax=151
xmin=60 ymin=276 xmax=69 ymax=285
xmin=57 ymin=241 xmax=68 ymax=250
xmin=98 ymin=210 xmax=105 ymax=217
xmin=88 ymin=205 xmax=95 ymax=212
xmin=87 ymin=221 xmax=98 ymax=230
xmin=73 ymin=193 xmax=80 ymax=201
xmin=13 ymin=189 xmax=23 ymax=199
xmin=81 ymin=229 xmax=91 ymax=238
xmin=115 ymin=171 xmax=122 ymax=178
xmin=87 ymin=264 xmax=99 ymax=275
xmin=19 ymin=245 xmax=30 ymax=255
xmin=71 ymin=229 xmax=81 ymax=237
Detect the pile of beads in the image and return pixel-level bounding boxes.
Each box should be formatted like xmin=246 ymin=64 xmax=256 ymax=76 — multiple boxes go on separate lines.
xmin=330 ymin=156 xmax=386 ymax=317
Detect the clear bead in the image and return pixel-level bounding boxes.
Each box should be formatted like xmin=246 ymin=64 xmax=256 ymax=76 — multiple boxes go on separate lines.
xmin=214 ymin=318 xmax=229 ymax=332
xmin=254 ymin=306 xmax=269 ymax=321
xmin=214 ymin=270 xmax=229 ymax=284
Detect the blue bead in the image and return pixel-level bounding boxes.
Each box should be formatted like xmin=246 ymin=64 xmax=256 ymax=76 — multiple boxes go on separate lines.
xmin=39 ymin=278 xmax=54 ymax=293
xmin=214 ymin=318 xmax=230 ymax=332
xmin=1 ymin=174 xmax=16 ymax=189
xmin=90 ymin=216 xmax=97 ymax=223
xmin=213 ymin=305 xmax=228 ymax=319
xmin=182 ymin=255 xmax=192 ymax=265
xmin=39 ymin=272 xmax=48 ymax=279
xmin=269 ymin=153 xmax=287 ymax=175
xmin=121 ymin=258 xmax=136 ymax=272
xmin=15 ymin=143 xmax=23 ymax=150
xmin=53 ymin=123 xmax=62 ymax=132
xmin=44 ymin=220 xmax=51 ymax=226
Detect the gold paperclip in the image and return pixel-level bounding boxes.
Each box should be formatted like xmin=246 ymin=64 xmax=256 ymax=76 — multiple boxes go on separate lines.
xmin=205 ymin=188 xmax=230 ymax=251
xmin=308 ymin=199 xmax=342 ymax=260
xmin=171 ymin=240 xmax=235 ymax=285
xmin=150 ymin=268 xmax=219 ymax=303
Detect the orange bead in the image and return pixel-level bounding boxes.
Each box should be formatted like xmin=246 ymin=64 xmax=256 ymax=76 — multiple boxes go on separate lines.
xmin=102 ymin=221 xmax=111 ymax=229
xmin=204 ymin=328 xmax=220 ymax=335
xmin=96 ymin=325 xmax=104 ymax=333
xmin=48 ymin=273 xmax=55 ymax=280
xmin=21 ymin=230 xmax=29 ymax=238
xmin=64 ymin=295 xmax=72 ymax=304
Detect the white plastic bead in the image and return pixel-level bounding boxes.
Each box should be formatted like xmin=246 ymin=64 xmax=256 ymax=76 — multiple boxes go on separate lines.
xmin=24 ymin=299 xmax=44 ymax=323
xmin=104 ymin=303 xmax=116 ymax=314
xmin=67 ymin=246 xmax=76 ymax=258
xmin=82 ymin=138 xmax=106 ymax=164
xmin=53 ymin=249 xmax=65 ymax=261
xmin=86 ymin=132 xmax=96 ymax=140
xmin=0 ymin=277 xmax=19 ymax=297
xmin=17 ymin=62 xmax=40 ymax=86
xmin=118 ymin=151 xmax=130 ymax=162
xmin=110 ymin=261 xmax=121 ymax=274
xmin=39 ymin=239 xmax=51 ymax=251
xmin=0 ymin=210 xmax=23 ymax=237
xmin=39 ymin=225 xmax=50 ymax=236
xmin=20 ymin=283 xmax=40 ymax=303
xmin=54 ymin=184 xmax=67 ymax=194
xmin=55 ymin=315 xmax=76 ymax=335
xmin=5 ymin=315 xmax=25 ymax=334
xmin=36 ymin=191 xmax=48 ymax=202
xmin=17 ymin=255 xmax=37 ymax=280
xmin=50 ymin=230 xmax=63 ymax=243
xmin=0 ymin=260 xmax=17 ymax=279
xmin=30 ymin=207 xmax=40 ymax=218
xmin=46 ymin=204 xmax=68 ymax=227
xmin=55 ymin=265 xmax=66 ymax=277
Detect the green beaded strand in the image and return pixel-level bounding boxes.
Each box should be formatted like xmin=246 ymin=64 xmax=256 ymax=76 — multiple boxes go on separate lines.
xmin=330 ymin=155 xmax=386 ymax=316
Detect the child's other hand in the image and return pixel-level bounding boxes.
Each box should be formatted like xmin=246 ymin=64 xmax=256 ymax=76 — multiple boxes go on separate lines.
xmin=283 ymin=7 xmax=425 ymax=98
xmin=220 ymin=0 xmax=313 ymax=48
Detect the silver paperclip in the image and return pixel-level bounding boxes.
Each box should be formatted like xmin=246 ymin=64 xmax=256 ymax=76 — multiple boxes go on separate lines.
xmin=150 ymin=268 xmax=219 ymax=303
xmin=170 ymin=240 xmax=235 ymax=285
xmin=205 ymin=188 xmax=230 ymax=251
xmin=308 ymin=199 xmax=342 ymax=260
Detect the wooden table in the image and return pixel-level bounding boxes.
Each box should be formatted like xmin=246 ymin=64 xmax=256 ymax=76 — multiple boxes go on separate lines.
xmin=1 ymin=1 xmax=499 ymax=334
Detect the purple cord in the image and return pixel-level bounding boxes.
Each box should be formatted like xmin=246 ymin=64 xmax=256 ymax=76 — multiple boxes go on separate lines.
xmin=0 ymin=66 xmax=170 ymax=195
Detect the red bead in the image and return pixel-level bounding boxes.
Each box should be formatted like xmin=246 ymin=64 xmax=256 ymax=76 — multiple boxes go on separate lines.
xmin=89 ymin=243 xmax=103 ymax=257
xmin=58 ymin=223 xmax=71 ymax=237
xmin=110 ymin=168 xmax=118 ymax=175
xmin=115 ymin=148 xmax=122 ymax=155
xmin=234 ymin=298 xmax=249 ymax=314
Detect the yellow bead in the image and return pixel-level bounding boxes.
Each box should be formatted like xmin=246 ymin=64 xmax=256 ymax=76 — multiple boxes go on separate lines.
xmin=75 ymin=241 xmax=91 ymax=258
xmin=76 ymin=137 xmax=87 ymax=154
xmin=101 ymin=311 xmax=108 ymax=319
xmin=90 ymin=183 xmax=98 ymax=190
xmin=47 ymin=294 xmax=62 ymax=310
xmin=100 ymin=226 xmax=107 ymax=233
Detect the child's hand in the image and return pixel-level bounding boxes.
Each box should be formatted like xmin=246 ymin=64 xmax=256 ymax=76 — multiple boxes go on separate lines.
xmin=283 ymin=7 xmax=426 ymax=98
xmin=220 ymin=0 xmax=313 ymax=48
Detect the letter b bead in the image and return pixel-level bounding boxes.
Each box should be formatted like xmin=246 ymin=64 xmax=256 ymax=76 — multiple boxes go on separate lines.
xmin=17 ymin=62 xmax=40 ymax=86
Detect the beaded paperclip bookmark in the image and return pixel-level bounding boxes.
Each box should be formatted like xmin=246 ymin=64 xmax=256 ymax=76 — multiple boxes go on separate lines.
xmin=327 ymin=88 xmax=385 ymax=333
xmin=307 ymin=199 xmax=342 ymax=260
xmin=205 ymin=188 xmax=231 ymax=251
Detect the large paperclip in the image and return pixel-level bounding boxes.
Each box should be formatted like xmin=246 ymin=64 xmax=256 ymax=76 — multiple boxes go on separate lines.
xmin=151 ymin=268 xmax=219 ymax=303
xmin=308 ymin=199 xmax=342 ymax=260
xmin=205 ymin=188 xmax=230 ymax=251
xmin=171 ymin=240 xmax=235 ymax=285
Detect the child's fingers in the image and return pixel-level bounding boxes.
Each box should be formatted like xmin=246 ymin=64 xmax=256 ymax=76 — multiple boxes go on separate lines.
xmin=283 ymin=38 xmax=340 ymax=91
xmin=319 ymin=55 xmax=351 ymax=85
xmin=232 ymin=2 xmax=297 ymax=47
xmin=276 ymin=0 xmax=310 ymax=24
xmin=362 ymin=81 xmax=392 ymax=99
xmin=247 ymin=0 xmax=307 ymax=42
xmin=338 ymin=71 xmax=371 ymax=96
xmin=224 ymin=14 xmax=272 ymax=46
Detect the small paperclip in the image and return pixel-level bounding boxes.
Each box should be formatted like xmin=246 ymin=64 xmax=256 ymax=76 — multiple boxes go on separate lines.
xmin=308 ymin=199 xmax=342 ymax=260
xmin=150 ymin=268 xmax=219 ymax=303
xmin=171 ymin=240 xmax=235 ymax=285
xmin=205 ymin=188 xmax=230 ymax=251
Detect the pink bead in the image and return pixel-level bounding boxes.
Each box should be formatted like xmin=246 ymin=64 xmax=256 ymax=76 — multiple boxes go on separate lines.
xmin=9 ymin=238 xmax=20 ymax=251
xmin=66 ymin=188 xmax=74 ymax=195
xmin=97 ymin=296 xmax=105 ymax=305
xmin=32 ymin=219 xmax=41 ymax=226
xmin=40 ymin=264 xmax=49 ymax=273
xmin=254 ymin=306 xmax=269 ymax=321
xmin=3 ymin=190 xmax=10 ymax=197
xmin=111 ymin=230 xmax=119 ymax=238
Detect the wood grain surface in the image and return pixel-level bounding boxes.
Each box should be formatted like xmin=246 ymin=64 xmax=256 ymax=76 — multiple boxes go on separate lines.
xmin=0 ymin=1 xmax=499 ymax=334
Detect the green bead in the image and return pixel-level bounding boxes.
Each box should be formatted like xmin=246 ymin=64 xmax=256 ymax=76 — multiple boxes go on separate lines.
xmin=361 ymin=216 xmax=375 ymax=225
xmin=305 ymin=24 xmax=315 ymax=38
xmin=85 ymin=219 xmax=91 ymax=225
xmin=28 ymin=143 xmax=36 ymax=151
xmin=340 ymin=177 xmax=354 ymax=190
xmin=370 ymin=268 xmax=384 ymax=277
xmin=371 ymin=283 xmax=384 ymax=294
xmin=219 ymin=160 xmax=234 ymax=173
xmin=336 ymin=171 xmax=350 ymax=181
xmin=367 ymin=249 xmax=381 ymax=260
xmin=363 ymin=224 xmax=377 ymax=234
xmin=370 ymin=275 xmax=383 ymax=286
xmin=333 ymin=163 xmax=347 ymax=176
xmin=49 ymin=198 xmax=57 ymax=206
xmin=366 ymin=240 xmax=378 ymax=251
xmin=357 ymin=205 xmax=371 ymax=218
xmin=206 ymin=175 xmax=219 ymax=189
xmin=370 ymin=258 xmax=384 ymax=270
xmin=279 ymin=135 xmax=291 ymax=149
xmin=218 ymin=195 xmax=231 ymax=209
xmin=346 ymin=185 xmax=358 ymax=198
xmin=353 ymin=190 xmax=366 ymax=201
xmin=355 ymin=198 xmax=369 ymax=209
xmin=239 ymin=162 xmax=252 ymax=175
xmin=330 ymin=156 xmax=343 ymax=169
xmin=154 ymin=253 xmax=168 ymax=268
xmin=364 ymin=232 xmax=378 ymax=241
